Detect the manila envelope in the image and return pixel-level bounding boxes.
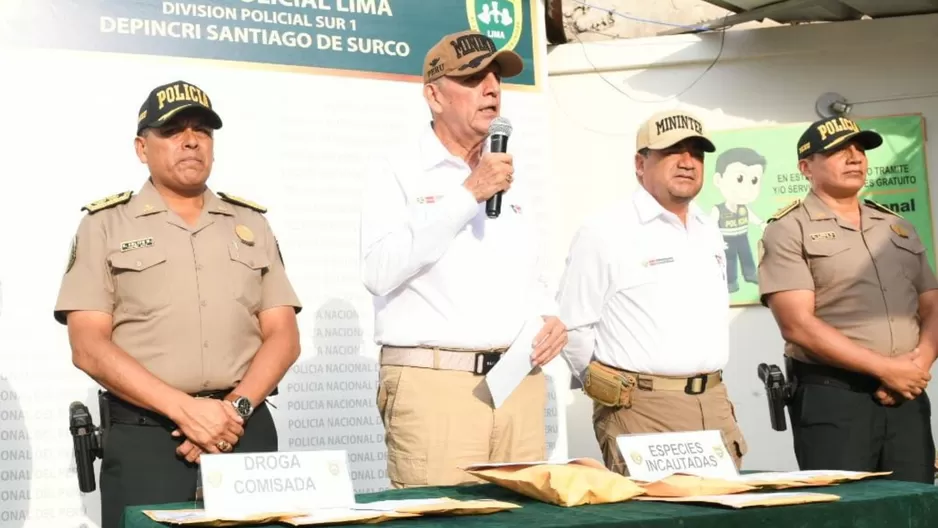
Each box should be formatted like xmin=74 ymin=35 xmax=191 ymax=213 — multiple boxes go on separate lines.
xmin=733 ymin=470 xmax=892 ymax=490
xmin=391 ymin=498 xmax=521 ymax=516
xmin=637 ymin=491 xmax=841 ymax=508
xmin=143 ymin=509 xmax=301 ymax=526
xmin=462 ymin=458 xmax=646 ymax=507
xmin=638 ymin=474 xmax=756 ymax=498
xmin=283 ymin=510 xmax=417 ymax=526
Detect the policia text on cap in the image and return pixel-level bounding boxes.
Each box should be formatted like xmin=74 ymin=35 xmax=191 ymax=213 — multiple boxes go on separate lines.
xmin=55 ymin=80 xmax=303 ymax=528
xmin=759 ymin=116 xmax=938 ymax=484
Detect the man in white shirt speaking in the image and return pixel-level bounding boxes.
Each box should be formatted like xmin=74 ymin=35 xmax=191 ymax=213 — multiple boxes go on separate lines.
xmin=557 ymin=110 xmax=747 ymax=475
xmin=359 ymin=31 xmax=567 ymax=489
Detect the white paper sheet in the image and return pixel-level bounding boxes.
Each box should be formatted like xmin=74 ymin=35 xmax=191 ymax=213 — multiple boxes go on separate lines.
xmin=144 ymin=510 xmax=213 ymax=523
xmin=485 ymin=317 xmax=541 ymax=408
xmin=676 ymin=491 xmax=837 ymax=507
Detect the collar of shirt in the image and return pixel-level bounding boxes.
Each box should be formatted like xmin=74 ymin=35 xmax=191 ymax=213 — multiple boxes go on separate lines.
xmin=801 ymin=191 xmax=885 ymax=232
xmin=419 ymin=122 xmax=471 ymax=172
xmin=131 ymin=179 xmax=234 ymax=218
xmin=632 ymin=185 xmax=707 ymax=227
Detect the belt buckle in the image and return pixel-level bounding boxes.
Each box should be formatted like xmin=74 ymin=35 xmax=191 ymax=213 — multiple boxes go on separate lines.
xmin=473 ymin=352 xmax=500 ymax=375
xmin=685 ymin=374 xmax=708 ymax=395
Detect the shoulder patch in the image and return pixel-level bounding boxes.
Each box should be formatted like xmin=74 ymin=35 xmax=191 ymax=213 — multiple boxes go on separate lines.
xmin=81 ymin=191 xmax=133 ymax=214
xmin=767 ymin=200 xmax=800 ymax=223
xmin=864 ymin=199 xmax=901 ymax=217
xmin=218 ymin=192 xmax=267 ymax=213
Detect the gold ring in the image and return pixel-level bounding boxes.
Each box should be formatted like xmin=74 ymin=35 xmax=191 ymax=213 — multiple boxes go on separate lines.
xmin=216 ymin=440 xmax=231 ymax=452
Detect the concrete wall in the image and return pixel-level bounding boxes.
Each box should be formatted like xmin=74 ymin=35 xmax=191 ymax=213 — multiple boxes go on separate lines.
xmin=545 ymin=13 xmax=938 ymax=470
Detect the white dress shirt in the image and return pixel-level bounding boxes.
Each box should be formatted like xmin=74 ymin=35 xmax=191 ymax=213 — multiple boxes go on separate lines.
xmin=360 ymin=123 xmax=555 ymax=349
xmin=557 ymin=186 xmax=730 ymax=384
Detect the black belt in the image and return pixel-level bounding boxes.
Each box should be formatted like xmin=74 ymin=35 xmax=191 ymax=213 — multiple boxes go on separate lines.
xmin=102 ymin=386 xmax=277 ymax=428
xmin=790 ymin=359 xmax=879 ymax=393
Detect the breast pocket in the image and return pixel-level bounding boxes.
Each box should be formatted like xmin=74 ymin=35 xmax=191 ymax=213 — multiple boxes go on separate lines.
xmin=804 ymin=238 xmax=851 ymax=286
xmin=890 ymin=235 xmax=926 ymax=283
xmin=228 ymin=245 xmax=270 ymax=313
xmin=109 ymin=247 xmax=169 ymax=315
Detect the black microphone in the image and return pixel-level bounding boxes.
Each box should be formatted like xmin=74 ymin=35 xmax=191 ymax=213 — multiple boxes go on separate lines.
xmin=486 ymin=117 xmax=513 ymax=219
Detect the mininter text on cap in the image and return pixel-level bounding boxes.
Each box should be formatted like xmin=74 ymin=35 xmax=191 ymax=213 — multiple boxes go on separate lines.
xmin=422 ymin=30 xmax=523 ymax=84
xmin=636 ymin=109 xmax=716 ymax=153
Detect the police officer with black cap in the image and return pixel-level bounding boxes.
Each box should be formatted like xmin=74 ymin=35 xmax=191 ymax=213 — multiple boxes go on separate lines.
xmin=55 ymin=80 xmax=302 ymax=526
xmin=759 ymin=115 xmax=938 ymax=483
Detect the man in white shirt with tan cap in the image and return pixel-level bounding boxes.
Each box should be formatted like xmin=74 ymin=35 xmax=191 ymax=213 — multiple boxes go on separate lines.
xmin=557 ymin=109 xmax=747 ymax=475
xmin=359 ymin=30 xmax=567 ymax=488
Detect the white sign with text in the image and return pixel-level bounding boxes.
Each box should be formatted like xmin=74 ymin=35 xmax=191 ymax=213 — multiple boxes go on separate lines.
xmin=200 ymin=450 xmax=356 ymax=517
xmin=616 ymin=430 xmax=738 ymax=482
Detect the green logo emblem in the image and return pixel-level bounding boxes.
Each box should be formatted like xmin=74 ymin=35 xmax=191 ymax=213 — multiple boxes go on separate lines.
xmin=467 ymin=0 xmax=523 ymax=51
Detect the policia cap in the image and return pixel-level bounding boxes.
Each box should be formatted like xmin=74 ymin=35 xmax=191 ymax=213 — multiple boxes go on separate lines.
xmin=796 ymin=116 xmax=883 ymax=160
xmin=136 ymin=80 xmax=223 ymax=135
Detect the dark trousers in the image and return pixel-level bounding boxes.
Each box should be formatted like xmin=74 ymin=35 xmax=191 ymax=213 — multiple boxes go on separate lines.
xmin=99 ymin=399 xmax=278 ymax=528
xmin=724 ymin=233 xmax=756 ymax=284
xmin=789 ymin=367 xmax=934 ymax=484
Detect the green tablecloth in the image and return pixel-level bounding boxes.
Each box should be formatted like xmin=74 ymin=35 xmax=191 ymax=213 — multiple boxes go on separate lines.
xmin=123 ymin=478 xmax=938 ymax=528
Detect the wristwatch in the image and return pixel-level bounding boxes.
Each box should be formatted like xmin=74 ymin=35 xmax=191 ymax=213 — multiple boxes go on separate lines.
xmin=230 ymin=396 xmax=254 ymax=419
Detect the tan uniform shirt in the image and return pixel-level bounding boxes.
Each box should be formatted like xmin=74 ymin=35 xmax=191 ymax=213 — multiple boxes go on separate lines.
xmin=759 ymin=191 xmax=938 ymax=363
xmin=54 ymin=180 xmax=302 ymax=393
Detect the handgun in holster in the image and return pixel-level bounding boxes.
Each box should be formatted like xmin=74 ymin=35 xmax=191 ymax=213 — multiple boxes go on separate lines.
xmin=758 ymin=359 xmax=796 ymax=432
xmin=68 ymin=391 xmax=109 ymax=493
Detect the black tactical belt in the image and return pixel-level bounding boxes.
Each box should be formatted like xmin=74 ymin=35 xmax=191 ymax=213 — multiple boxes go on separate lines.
xmin=790 ymin=360 xmax=879 ymax=393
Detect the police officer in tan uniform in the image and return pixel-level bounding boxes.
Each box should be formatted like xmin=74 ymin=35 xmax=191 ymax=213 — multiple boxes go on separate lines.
xmin=54 ymin=80 xmax=302 ymax=527
xmin=759 ymin=115 xmax=938 ymax=483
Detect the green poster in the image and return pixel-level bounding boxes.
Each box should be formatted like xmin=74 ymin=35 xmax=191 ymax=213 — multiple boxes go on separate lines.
xmin=695 ymin=114 xmax=933 ymax=307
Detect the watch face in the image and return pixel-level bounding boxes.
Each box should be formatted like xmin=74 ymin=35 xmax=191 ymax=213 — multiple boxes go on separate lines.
xmin=235 ymin=398 xmax=252 ymax=416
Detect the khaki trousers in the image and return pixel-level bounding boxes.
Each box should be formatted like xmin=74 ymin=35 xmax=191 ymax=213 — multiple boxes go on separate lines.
xmin=592 ymin=381 xmax=748 ymax=475
xmin=377 ymin=365 xmax=547 ymax=488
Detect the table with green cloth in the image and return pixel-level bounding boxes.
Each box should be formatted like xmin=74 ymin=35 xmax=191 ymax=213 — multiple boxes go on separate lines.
xmin=123 ymin=478 xmax=938 ymax=528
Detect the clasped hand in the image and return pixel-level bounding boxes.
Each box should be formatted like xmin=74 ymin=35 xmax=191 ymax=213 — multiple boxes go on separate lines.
xmin=874 ymin=348 xmax=932 ymax=406
xmin=171 ymin=397 xmax=244 ymax=463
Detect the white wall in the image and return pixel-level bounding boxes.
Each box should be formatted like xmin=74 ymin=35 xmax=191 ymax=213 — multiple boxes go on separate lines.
xmin=545 ymin=13 xmax=938 ymax=470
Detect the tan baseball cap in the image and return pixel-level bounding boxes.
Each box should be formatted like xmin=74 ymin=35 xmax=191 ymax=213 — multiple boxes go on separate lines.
xmin=635 ymin=110 xmax=716 ymax=153
xmin=423 ymin=30 xmax=523 ymax=84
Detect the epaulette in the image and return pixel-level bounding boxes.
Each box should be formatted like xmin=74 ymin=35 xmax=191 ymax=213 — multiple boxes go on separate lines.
xmin=864 ymin=199 xmax=901 ymax=217
xmin=767 ymin=199 xmax=800 ymax=223
xmin=218 ymin=192 xmax=267 ymax=213
xmin=81 ymin=191 xmax=133 ymax=214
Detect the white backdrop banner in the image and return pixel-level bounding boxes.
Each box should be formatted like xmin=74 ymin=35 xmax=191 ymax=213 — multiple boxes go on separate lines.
xmin=0 ymin=1 xmax=563 ymax=526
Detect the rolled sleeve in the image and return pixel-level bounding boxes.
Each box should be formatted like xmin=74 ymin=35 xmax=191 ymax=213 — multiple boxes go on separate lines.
xmin=53 ymin=215 xmax=115 ymax=325
xmin=556 ymin=225 xmax=610 ymax=385
xmin=758 ymin=220 xmax=814 ymax=306
xmin=260 ymin=219 xmax=302 ymax=314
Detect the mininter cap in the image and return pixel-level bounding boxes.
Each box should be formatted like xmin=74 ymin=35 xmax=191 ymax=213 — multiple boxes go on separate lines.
xmin=423 ymin=30 xmax=523 ymax=84
xmin=635 ymin=109 xmax=716 ymax=153
xmin=796 ymin=116 xmax=882 ymax=160
xmin=136 ymin=80 xmax=222 ymax=135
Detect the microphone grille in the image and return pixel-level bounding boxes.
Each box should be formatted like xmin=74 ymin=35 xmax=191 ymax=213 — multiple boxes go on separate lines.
xmin=488 ymin=117 xmax=512 ymax=137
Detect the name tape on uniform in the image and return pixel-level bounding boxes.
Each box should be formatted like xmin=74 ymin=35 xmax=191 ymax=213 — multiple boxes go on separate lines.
xmin=200 ymin=450 xmax=355 ymax=517
xmin=616 ymin=430 xmax=738 ymax=482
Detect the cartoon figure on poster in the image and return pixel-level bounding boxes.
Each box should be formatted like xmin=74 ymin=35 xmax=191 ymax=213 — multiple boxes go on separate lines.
xmin=709 ymin=148 xmax=767 ymax=293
